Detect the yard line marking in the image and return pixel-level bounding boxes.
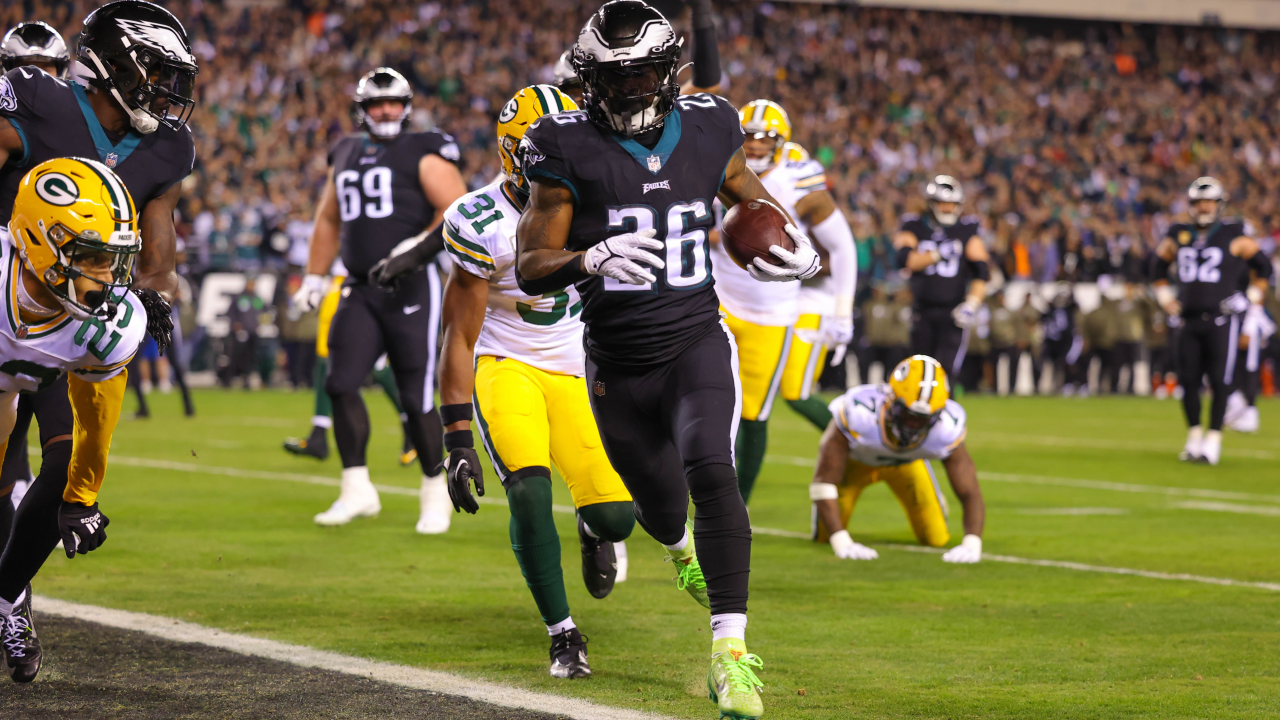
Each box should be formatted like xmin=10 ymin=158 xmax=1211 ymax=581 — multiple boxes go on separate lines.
xmin=32 ymin=597 xmax=680 ymax=720
xmin=1172 ymin=501 xmax=1280 ymax=517
xmin=975 ymin=432 xmax=1278 ymax=461
xmin=1014 ymin=507 xmax=1130 ymax=515
xmin=113 ymin=456 xmax=1280 ymax=593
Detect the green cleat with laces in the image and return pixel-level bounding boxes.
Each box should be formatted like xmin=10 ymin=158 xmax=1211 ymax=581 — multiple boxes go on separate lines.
xmin=707 ymin=638 xmax=764 ymax=719
xmin=664 ymin=520 xmax=710 ymax=608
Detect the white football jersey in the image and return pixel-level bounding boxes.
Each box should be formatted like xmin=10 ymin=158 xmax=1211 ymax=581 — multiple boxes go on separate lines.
xmin=711 ymin=152 xmax=828 ymax=326
xmin=443 ymin=179 xmax=585 ymax=376
xmin=0 ymin=239 xmax=145 ymax=393
xmin=829 ymin=384 xmax=967 ymax=467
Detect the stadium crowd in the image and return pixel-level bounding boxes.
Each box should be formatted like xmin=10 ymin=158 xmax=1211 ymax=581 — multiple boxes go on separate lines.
xmin=5 ymin=0 xmax=1278 ymax=394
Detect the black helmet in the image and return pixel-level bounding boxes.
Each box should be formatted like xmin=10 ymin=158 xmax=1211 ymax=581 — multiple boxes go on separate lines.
xmin=77 ymin=0 xmax=199 ymax=134
xmin=353 ymin=67 xmax=414 ymax=140
xmin=1 ymin=22 xmax=69 ymax=78
xmin=571 ymin=0 xmax=682 ymax=138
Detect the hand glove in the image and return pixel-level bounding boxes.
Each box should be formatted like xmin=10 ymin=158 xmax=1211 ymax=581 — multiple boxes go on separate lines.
xmin=748 ymin=224 xmax=821 ymax=282
xmin=582 ymin=229 xmax=665 ymax=285
xmin=1220 ymin=292 xmax=1251 ymax=316
xmin=444 ymin=432 xmax=485 ymax=514
xmin=370 ymin=235 xmax=426 ymax=290
xmin=59 ymin=501 xmax=109 ymax=558
xmin=821 ymin=314 xmax=853 ymax=366
xmin=941 ymin=533 xmax=983 ymax=564
xmin=292 ymin=274 xmax=326 ymax=313
xmin=131 ymin=288 xmax=173 ymax=356
xmin=952 ymin=297 xmax=983 ymax=329
xmin=829 ymin=529 xmax=878 ymax=560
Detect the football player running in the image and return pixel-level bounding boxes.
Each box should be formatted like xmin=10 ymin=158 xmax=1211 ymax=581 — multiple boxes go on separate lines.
xmin=711 ymin=100 xmax=856 ymax=504
xmin=294 ymin=68 xmax=467 ymax=532
xmin=0 ymin=158 xmax=148 ymax=682
xmin=810 ymin=356 xmax=986 ymax=564
xmin=894 ymin=176 xmax=991 ymax=382
xmin=512 ymin=3 xmax=821 ymax=717
xmin=1151 ymin=177 xmax=1273 ymax=465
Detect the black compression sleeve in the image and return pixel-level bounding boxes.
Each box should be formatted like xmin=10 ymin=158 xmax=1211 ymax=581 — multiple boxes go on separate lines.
xmin=895 ymin=245 xmax=913 ymax=270
xmin=1151 ymin=254 xmax=1172 ymax=281
xmin=690 ymin=0 xmax=720 ymax=89
xmin=967 ymin=258 xmax=990 ymax=281
xmin=516 ymin=255 xmax=588 ymax=296
xmin=410 ymin=223 xmax=446 ymax=265
xmin=1247 ymin=250 xmax=1274 ymax=279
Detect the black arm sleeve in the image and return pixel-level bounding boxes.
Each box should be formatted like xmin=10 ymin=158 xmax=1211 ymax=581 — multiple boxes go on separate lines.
xmin=895 ymin=245 xmax=913 ymax=270
xmin=1151 ymin=254 xmax=1172 ymax=282
xmin=409 ymin=223 xmax=446 ymax=265
xmin=967 ymin=258 xmax=990 ymax=282
xmin=1247 ymin=250 xmax=1274 ymax=280
xmin=690 ymin=0 xmax=720 ymax=89
xmin=516 ymin=255 xmax=589 ymax=296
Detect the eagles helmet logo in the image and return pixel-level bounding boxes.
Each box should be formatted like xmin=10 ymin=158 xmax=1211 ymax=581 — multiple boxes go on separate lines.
xmin=34 ymin=172 xmax=79 ymax=206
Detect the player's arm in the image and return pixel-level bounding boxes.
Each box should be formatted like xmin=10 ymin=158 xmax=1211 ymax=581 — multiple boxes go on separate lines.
xmin=1227 ymin=235 xmax=1274 ymax=313
xmin=292 ymin=169 xmax=342 ymax=313
xmin=719 ymin=148 xmax=821 ymax=282
xmin=797 ymin=190 xmax=857 ymax=361
xmin=962 ymin=233 xmax=990 ymax=303
xmin=135 ymin=183 xmax=181 ymax=300
xmin=810 ymin=421 xmax=878 ymax=560
xmin=439 ymin=265 xmax=489 ymax=514
xmin=940 ymin=442 xmax=985 ymax=563
xmin=62 ymin=372 xmax=127 ymax=557
xmin=367 ymin=155 xmax=465 ymax=288
xmin=892 ymin=229 xmax=937 ymax=271
xmin=419 ymin=153 xmax=468 ymax=227
xmin=0 ymin=117 xmax=21 ymax=167
xmin=1150 ymin=236 xmax=1180 ymax=314
xmin=680 ymin=0 xmax=721 ymax=95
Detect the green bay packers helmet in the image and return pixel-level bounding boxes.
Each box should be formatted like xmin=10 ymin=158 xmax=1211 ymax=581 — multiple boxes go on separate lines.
xmin=740 ymin=99 xmax=792 ymax=174
xmin=8 ymin=157 xmax=140 ymax=319
xmin=884 ymin=355 xmax=950 ymax=450
xmin=497 ymin=85 xmax=578 ymax=200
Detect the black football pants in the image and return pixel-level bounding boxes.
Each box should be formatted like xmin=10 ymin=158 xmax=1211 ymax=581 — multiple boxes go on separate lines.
xmin=586 ymin=323 xmax=750 ymax=616
xmin=911 ymin=307 xmax=968 ymax=381
xmin=324 ymin=268 xmax=444 ymax=475
xmin=1177 ymin=313 xmax=1238 ymax=431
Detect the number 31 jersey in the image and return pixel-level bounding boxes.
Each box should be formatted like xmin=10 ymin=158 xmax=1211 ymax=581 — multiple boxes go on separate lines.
xmin=521 ymin=94 xmax=744 ymax=369
xmin=0 ymin=238 xmax=145 ymax=393
xmin=327 ymin=130 xmax=461 ymax=277
xmin=444 ymin=179 xmax=586 ymax=376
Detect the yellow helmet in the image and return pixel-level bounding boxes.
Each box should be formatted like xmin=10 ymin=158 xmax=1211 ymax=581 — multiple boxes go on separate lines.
xmin=884 ymin=355 xmax=950 ymax=449
xmin=8 ymin=156 xmax=140 ymax=319
xmin=739 ymin=99 xmax=792 ymax=173
xmin=496 ymin=85 xmax=578 ymax=199
xmin=782 ymin=141 xmax=810 ymax=163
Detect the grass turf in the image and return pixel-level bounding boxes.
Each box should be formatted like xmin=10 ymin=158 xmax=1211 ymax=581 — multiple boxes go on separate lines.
xmin=18 ymin=388 xmax=1280 ymax=719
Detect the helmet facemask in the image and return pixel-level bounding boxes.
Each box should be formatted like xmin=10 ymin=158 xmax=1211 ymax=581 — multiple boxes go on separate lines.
xmin=743 ymin=130 xmax=785 ymax=174
xmin=578 ymin=57 xmax=679 ymax=138
xmin=884 ymin=398 xmax=940 ymax=450
xmin=356 ymin=98 xmax=412 ymax=140
xmin=353 ymin=68 xmax=414 ymax=140
xmin=30 ymin=222 xmax=138 ymax=320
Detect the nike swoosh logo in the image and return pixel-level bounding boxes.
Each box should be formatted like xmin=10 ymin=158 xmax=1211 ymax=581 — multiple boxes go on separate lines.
xmin=403 ymin=305 xmax=422 ymax=315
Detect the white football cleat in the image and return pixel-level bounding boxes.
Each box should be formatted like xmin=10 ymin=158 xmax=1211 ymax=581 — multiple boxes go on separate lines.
xmin=416 ymin=473 xmax=451 ymax=534
xmin=1199 ymin=430 xmax=1222 ymax=466
xmin=1178 ymin=427 xmax=1204 ymax=462
xmin=1230 ymin=406 xmax=1259 ymax=434
xmin=1223 ymin=391 xmax=1247 ymax=426
xmin=315 ymin=467 xmax=381 ymax=526
xmin=613 ymin=541 xmax=628 ymax=583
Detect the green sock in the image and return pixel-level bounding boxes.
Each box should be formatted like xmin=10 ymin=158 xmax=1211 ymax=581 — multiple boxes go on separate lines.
xmin=313 ymin=357 xmax=332 ymax=418
xmin=734 ymin=419 xmax=768 ymax=504
xmin=372 ymin=364 xmax=403 ymax=413
xmin=786 ymin=396 xmax=832 ymax=431
xmin=577 ymin=501 xmax=635 ymax=543
xmin=507 ymin=475 xmax=570 ymax=625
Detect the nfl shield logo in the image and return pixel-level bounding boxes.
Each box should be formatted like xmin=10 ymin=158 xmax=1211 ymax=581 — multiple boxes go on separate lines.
xmin=647 ymin=155 xmax=661 ymax=172
xmin=593 ymin=381 xmax=606 ymax=397
xmin=105 ymin=152 xmax=119 ymax=168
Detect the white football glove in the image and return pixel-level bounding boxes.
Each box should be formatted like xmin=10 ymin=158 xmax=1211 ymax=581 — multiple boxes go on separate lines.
xmin=821 ymin=314 xmax=853 ymax=366
xmin=1219 ymin=292 xmax=1251 ymax=316
xmin=829 ymin=530 xmax=879 ymax=560
xmin=951 ymin=297 xmax=983 ymax=329
xmin=748 ymin=224 xmax=821 ymax=282
xmin=582 ymin=229 xmax=664 ymax=285
xmin=941 ymin=534 xmax=983 ymax=564
xmin=292 ymin=274 xmax=327 ymax=313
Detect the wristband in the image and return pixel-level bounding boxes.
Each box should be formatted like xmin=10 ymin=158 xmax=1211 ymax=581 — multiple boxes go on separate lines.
xmin=809 ymin=483 xmax=839 ymax=501
xmin=444 ymin=430 xmax=474 ymax=451
xmin=440 ymin=403 xmax=473 ymax=425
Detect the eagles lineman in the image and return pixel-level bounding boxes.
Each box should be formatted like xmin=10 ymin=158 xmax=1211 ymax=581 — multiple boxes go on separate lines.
xmin=292 ymin=68 xmax=467 ymax=531
xmin=510 ymin=3 xmax=821 ymax=717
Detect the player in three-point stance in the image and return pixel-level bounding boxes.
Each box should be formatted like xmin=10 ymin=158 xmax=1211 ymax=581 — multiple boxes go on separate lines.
xmin=809 ymin=355 xmax=986 ymax=564
xmin=507 ymin=3 xmax=821 ymax=717
xmin=293 ymin=67 xmax=467 ymax=532
xmin=0 ymin=158 xmax=148 ymax=682
xmin=1151 ymin=177 xmax=1273 ymax=465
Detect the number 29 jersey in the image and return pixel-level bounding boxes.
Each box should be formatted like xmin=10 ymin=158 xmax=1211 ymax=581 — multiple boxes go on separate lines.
xmin=1161 ymin=219 xmax=1252 ymax=316
xmin=521 ymin=94 xmax=745 ymax=369
xmin=443 ymin=179 xmax=586 ymax=376
xmin=899 ymin=214 xmax=982 ymax=310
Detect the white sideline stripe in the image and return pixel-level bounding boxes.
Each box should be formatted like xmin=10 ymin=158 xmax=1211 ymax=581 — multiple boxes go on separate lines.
xmin=31 ymin=597 xmax=678 ymax=720
xmin=1173 ymin=501 xmax=1280 ymax=517
xmin=976 ymin=432 xmax=1278 ymax=461
xmin=113 ymin=456 xmax=1280 ymax=594
xmin=1014 ymin=507 xmax=1129 ymax=516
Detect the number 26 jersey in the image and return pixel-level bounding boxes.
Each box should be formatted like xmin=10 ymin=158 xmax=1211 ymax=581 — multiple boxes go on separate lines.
xmin=521 ymin=94 xmax=745 ymax=369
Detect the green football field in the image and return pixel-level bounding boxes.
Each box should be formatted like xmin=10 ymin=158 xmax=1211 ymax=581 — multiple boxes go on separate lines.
xmin=21 ymin=388 xmax=1280 ymax=719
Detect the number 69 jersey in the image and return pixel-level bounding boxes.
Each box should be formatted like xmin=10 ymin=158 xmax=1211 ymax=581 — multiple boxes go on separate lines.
xmin=0 ymin=239 xmax=145 ymax=393
xmin=443 ymin=179 xmax=586 ymax=376
xmin=521 ymin=94 xmax=745 ymax=369
xmin=829 ymin=384 xmax=967 ymax=467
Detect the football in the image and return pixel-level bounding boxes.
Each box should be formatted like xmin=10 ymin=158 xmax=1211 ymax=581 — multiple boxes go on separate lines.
xmin=720 ymin=199 xmax=794 ymax=270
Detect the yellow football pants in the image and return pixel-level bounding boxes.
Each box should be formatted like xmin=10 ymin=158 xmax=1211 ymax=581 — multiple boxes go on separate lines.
xmin=722 ymin=309 xmax=828 ymax=421
xmin=315 ymin=276 xmax=346 ymax=359
xmin=813 ymin=459 xmax=951 ymax=547
xmin=473 ymin=356 xmax=631 ymax=507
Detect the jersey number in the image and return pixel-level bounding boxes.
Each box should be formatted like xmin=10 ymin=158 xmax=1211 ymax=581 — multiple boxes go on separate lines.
xmin=1177 ymin=246 xmax=1222 ymax=283
xmin=456 ymin=193 xmax=504 ymax=234
xmin=517 ymin=291 xmax=583 ymax=326
xmin=335 ymin=167 xmax=394 ymax=222
xmin=918 ymin=239 xmax=962 ymax=278
xmin=73 ymin=301 xmax=134 ymax=362
xmin=602 ymin=202 xmax=712 ymax=292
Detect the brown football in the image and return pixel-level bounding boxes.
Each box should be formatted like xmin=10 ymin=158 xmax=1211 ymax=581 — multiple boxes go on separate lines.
xmin=720 ymin=199 xmax=794 ymax=270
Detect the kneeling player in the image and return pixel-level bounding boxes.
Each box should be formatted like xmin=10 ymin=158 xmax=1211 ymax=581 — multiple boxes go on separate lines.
xmin=0 ymin=158 xmax=146 ymax=682
xmin=810 ymin=356 xmax=986 ymax=563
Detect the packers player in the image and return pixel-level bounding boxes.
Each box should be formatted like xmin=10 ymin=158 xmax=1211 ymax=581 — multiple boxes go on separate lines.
xmin=711 ymin=100 xmax=857 ymax=503
xmin=810 ymin=355 xmax=986 ymax=564
xmin=0 ymin=158 xmax=147 ymax=682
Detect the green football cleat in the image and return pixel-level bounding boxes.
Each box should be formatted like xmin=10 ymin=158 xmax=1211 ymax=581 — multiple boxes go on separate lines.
xmin=707 ymin=639 xmax=764 ymax=719
xmin=664 ymin=520 xmax=710 ymax=608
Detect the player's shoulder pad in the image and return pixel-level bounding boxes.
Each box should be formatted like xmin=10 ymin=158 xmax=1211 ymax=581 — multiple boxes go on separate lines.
xmin=72 ymin=294 xmax=147 ymax=380
xmin=0 ymin=66 xmax=58 ymax=113
xmin=677 ymin=93 xmax=743 ymax=135
xmin=960 ymin=215 xmax=982 ymax=228
xmin=412 ymin=129 xmax=462 ymax=164
xmin=899 ymin=213 xmax=923 ymax=230
xmin=1221 ymin=217 xmax=1255 ymax=237
xmin=926 ymin=399 xmax=968 ymax=456
xmin=441 ymin=183 xmax=506 ymax=276
xmin=831 ymin=384 xmax=883 ymax=440
xmin=326 ymin=134 xmax=361 ymax=167
xmin=1165 ymin=222 xmax=1191 ymax=238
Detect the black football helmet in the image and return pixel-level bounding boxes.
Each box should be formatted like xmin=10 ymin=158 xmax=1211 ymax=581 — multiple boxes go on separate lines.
xmin=1 ymin=22 xmax=69 ymax=78
xmin=354 ymin=67 xmax=414 ymax=140
xmin=571 ymin=0 xmax=682 ymax=138
xmin=77 ymin=0 xmax=199 ymax=134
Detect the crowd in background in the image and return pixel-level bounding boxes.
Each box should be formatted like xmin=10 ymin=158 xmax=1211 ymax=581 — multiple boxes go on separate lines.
xmin=4 ymin=0 xmax=1278 ymax=394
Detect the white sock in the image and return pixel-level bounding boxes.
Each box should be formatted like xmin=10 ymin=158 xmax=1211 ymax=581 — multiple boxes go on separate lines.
xmin=341 ymin=466 xmax=373 ymax=496
xmin=546 ymin=616 xmax=576 ymax=636
xmin=313 ymin=415 xmax=333 ymax=429
xmin=663 ymin=528 xmax=690 ymax=553
xmin=711 ymin=613 xmax=747 ymax=642
xmin=1205 ymin=429 xmax=1222 ymax=444
xmin=0 ymin=586 xmax=27 ymax=616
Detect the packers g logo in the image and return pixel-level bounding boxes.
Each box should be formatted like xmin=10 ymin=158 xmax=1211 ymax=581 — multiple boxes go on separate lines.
xmin=34 ymin=173 xmax=79 ymax=207
xmin=499 ymin=98 xmax=518 ymax=123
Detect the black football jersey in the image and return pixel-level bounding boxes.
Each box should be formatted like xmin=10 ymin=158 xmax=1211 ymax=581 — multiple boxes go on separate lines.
xmin=327 ymin=130 xmax=459 ymax=277
xmin=0 ymin=67 xmax=194 ymax=224
xmin=899 ymin=214 xmax=981 ymax=309
xmin=1042 ymin=303 xmax=1076 ymax=342
xmin=522 ymin=94 xmax=744 ymax=369
xmin=1161 ymin=220 xmax=1252 ymax=316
